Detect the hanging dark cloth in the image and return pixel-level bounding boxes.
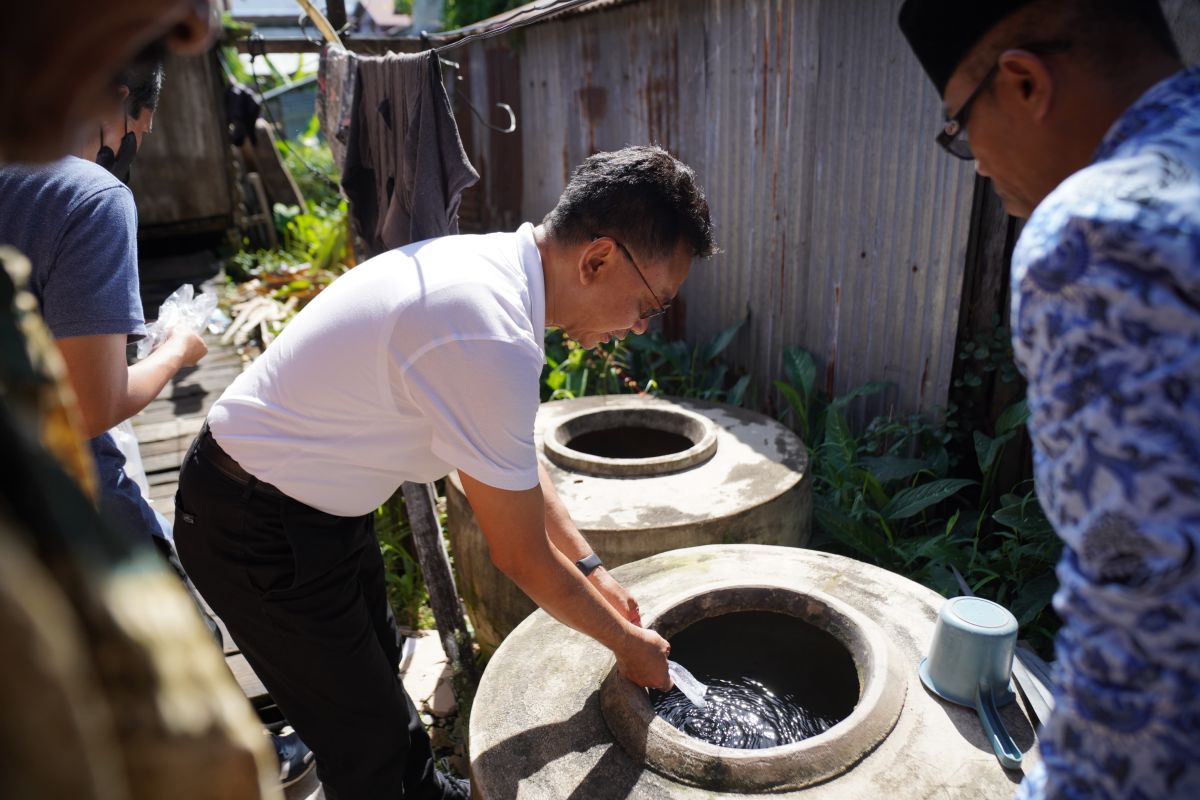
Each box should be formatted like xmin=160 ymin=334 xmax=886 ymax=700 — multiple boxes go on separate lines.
xmin=224 ymin=83 xmax=261 ymax=147
xmin=341 ymin=50 xmax=479 ymax=256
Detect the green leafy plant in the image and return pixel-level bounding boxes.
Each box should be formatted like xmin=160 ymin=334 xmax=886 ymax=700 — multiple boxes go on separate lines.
xmin=375 ymin=493 xmax=434 ymax=630
xmin=541 ymin=316 xmax=752 ymax=405
xmin=776 ymin=345 xmax=1061 ymax=656
xmin=955 ymin=317 xmax=1020 ymax=390
xmin=277 ymin=115 xmax=344 ymax=211
xmin=272 ymin=199 xmax=351 ymax=275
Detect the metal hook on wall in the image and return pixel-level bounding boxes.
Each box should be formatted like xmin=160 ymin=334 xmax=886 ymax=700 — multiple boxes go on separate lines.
xmin=459 ymin=95 xmax=518 ymax=134
xmin=430 ymin=42 xmax=517 ymax=135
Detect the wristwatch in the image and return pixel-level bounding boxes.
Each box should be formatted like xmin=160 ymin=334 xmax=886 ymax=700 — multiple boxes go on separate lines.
xmin=575 ymin=552 xmax=603 ymax=577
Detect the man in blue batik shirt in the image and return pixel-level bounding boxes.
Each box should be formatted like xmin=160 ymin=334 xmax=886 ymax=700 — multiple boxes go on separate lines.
xmin=900 ymin=0 xmax=1199 ymax=797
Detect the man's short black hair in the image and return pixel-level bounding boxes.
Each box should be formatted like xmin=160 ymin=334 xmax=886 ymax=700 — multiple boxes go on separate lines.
xmin=116 ymin=44 xmax=166 ymax=119
xmin=544 ymin=145 xmax=718 ymax=261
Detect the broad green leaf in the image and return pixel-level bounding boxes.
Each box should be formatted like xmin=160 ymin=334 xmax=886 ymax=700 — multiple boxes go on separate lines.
xmin=824 ymin=407 xmax=855 ymax=464
xmin=993 ymin=497 xmax=1054 ymax=537
xmin=862 ymin=456 xmax=928 ymax=484
xmin=727 ymin=374 xmax=751 ymax=407
xmin=996 ymin=399 xmax=1031 ymax=435
xmin=701 ymin=317 xmax=747 ymax=363
xmin=782 ymin=346 xmax=817 ymax=399
xmin=830 ymin=381 xmax=891 ymax=410
xmin=814 ymin=499 xmax=891 ymax=562
xmin=862 ymin=470 xmax=891 ymax=510
xmin=881 ymin=478 xmax=976 ymax=520
xmin=773 ymin=380 xmax=809 ymax=434
xmin=707 ymin=363 xmax=729 ymax=390
xmin=974 ymin=430 xmax=1013 ymax=473
xmin=1010 ymin=573 xmax=1058 ymax=626
xmin=944 ymin=509 xmax=961 ymax=537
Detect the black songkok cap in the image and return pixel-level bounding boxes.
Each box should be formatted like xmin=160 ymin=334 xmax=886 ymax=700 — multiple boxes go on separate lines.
xmin=898 ymin=0 xmax=1039 ymax=95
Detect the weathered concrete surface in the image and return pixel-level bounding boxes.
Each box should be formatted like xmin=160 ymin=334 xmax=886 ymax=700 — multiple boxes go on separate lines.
xmin=469 ymin=545 xmax=1040 ymax=799
xmin=448 ymin=397 xmax=812 ymax=648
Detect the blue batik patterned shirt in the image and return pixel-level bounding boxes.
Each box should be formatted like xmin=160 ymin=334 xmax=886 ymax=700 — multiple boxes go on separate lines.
xmin=1012 ymin=67 xmax=1200 ymax=800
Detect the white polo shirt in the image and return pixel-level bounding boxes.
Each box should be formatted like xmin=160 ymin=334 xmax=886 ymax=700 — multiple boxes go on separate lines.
xmin=208 ymin=223 xmax=546 ymax=517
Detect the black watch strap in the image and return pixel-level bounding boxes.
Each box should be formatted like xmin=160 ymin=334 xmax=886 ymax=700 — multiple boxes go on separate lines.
xmin=575 ymin=552 xmax=603 ymax=577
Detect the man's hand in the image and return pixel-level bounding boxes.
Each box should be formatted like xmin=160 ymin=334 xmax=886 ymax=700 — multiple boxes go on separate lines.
xmin=589 ymin=567 xmax=642 ymax=627
xmin=615 ymin=626 xmax=672 ymax=691
xmin=58 ymin=327 xmax=208 ymax=438
xmin=163 ymin=327 xmax=208 ymax=367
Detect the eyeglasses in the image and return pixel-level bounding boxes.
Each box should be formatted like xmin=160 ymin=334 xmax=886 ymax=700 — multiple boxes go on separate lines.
xmin=592 ymin=234 xmax=671 ymax=320
xmin=936 ymin=64 xmax=999 ymax=160
xmin=936 ymin=41 xmax=1071 ymax=161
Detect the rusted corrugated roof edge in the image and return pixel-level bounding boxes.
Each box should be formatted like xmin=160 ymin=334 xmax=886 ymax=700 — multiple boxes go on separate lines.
xmin=456 ymin=0 xmax=648 ymax=38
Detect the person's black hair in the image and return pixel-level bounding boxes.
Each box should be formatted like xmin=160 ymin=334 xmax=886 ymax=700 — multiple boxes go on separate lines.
xmin=544 ymin=145 xmax=718 ymax=261
xmin=115 ymin=43 xmax=167 ymax=119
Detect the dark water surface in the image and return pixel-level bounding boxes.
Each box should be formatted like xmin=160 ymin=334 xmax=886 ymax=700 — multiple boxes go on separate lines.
xmin=567 ymin=427 xmax=694 ymax=459
xmin=650 ymin=611 xmax=859 ymax=749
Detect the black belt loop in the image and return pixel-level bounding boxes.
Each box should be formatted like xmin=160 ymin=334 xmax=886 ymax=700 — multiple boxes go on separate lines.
xmin=241 ymin=476 xmax=258 ymax=502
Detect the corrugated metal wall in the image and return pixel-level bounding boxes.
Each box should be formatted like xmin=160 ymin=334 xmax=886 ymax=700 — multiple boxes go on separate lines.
xmin=456 ymin=0 xmax=977 ymax=417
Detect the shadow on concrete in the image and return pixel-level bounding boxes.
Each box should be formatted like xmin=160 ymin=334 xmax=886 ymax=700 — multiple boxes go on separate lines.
xmin=920 ymin=682 xmax=1035 ymax=784
xmin=474 ymin=689 xmax=647 ymax=800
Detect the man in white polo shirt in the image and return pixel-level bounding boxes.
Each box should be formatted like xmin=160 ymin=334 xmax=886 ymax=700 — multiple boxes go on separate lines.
xmin=174 ymin=145 xmax=717 ymax=800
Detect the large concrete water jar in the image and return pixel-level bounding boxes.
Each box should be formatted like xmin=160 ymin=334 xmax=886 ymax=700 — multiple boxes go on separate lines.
xmin=446 ymin=395 xmax=811 ymax=649
xmin=469 ymin=545 xmax=1040 ymax=798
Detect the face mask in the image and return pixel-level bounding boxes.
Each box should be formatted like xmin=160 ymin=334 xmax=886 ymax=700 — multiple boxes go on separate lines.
xmin=95 ymin=114 xmax=137 ymax=183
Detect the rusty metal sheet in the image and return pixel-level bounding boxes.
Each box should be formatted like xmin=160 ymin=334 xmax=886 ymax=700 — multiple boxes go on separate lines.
xmin=457 ymin=0 xmax=978 ymax=419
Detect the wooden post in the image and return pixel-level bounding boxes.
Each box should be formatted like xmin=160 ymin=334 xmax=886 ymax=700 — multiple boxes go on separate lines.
xmin=400 ymin=480 xmax=481 ymax=700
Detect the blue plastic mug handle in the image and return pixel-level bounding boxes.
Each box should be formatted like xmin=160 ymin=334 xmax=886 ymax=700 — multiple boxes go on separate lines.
xmin=975 ymin=684 xmax=1023 ymax=770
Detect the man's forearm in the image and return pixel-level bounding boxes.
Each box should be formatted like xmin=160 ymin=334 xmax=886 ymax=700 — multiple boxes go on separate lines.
xmin=499 ymin=533 xmax=632 ymax=653
xmin=540 ymin=463 xmax=594 ymax=561
xmin=120 ymin=340 xmax=189 ymax=421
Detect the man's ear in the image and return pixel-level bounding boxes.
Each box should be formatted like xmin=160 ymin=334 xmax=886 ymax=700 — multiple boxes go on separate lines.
xmin=578 ymin=238 xmax=612 ymax=287
xmin=998 ymin=49 xmax=1054 ymax=122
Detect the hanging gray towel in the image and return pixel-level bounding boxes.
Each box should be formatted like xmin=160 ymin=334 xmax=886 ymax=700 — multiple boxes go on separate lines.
xmin=341 ymin=50 xmax=479 ymax=255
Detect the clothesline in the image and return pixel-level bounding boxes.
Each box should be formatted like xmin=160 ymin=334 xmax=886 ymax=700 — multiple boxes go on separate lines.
xmin=427 ymin=0 xmax=599 ymax=53
xmin=294 ymin=0 xmax=600 ymax=55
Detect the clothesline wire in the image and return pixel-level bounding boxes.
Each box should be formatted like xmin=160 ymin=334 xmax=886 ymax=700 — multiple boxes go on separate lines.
xmin=252 ymin=0 xmax=587 ymax=195
xmin=429 ymin=0 xmax=598 ymax=53
xmin=244 ymin=35 xmax=343 ymax=194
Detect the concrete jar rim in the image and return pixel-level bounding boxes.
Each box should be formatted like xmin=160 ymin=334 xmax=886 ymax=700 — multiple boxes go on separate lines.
xmin=542 ymin=405 xmax=719 ymax=477
xmin=599 ymin=583 xmax=908 ymax=794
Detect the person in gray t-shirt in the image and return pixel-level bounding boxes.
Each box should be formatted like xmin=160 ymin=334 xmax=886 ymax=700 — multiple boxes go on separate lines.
xmin=0 ymin=56 xmax=207 ymax=545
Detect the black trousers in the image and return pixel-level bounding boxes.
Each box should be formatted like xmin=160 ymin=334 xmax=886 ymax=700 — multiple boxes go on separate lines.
xmin=174 ymin=433 xmax=441 ymax=800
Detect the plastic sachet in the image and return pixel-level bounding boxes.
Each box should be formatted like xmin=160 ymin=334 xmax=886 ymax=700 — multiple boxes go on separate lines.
xmin=138 ymin=283 xmax=218 ymax=359
xmin=668 ymin=660 xmax=709 ymax=709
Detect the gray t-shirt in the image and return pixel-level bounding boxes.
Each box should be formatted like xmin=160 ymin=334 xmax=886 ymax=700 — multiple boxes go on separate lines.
xmin=0 ymin=156 xmax=158 ymax=543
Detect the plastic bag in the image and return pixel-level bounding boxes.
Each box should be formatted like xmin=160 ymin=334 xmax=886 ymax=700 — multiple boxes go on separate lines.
xmin=137 ymin=283 xmax=218 ymax=359
xmin=109 ymin=419 xmax=150 ymax=500
xmin=668 ymin=660 xmax=709 ymax=709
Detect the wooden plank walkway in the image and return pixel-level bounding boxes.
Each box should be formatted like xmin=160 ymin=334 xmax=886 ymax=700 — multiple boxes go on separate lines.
xmin=132 ymin=340 xmax=244 ymax=526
